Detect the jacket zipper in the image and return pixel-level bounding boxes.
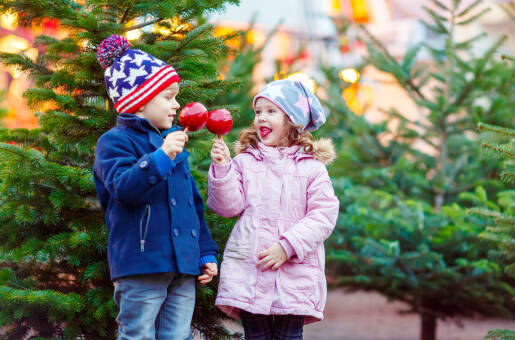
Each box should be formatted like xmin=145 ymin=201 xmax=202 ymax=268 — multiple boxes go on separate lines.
xmin=139 ymin=204 xmax=151 ymax=252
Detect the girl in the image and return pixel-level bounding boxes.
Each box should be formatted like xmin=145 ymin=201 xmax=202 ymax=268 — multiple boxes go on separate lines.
xmin=208 ymin=79 xmax=339 ymax=340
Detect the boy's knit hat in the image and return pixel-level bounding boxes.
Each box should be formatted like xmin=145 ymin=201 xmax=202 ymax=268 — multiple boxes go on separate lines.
xmin=253 ymin=79 xmax=326 ymax=131
xmin=97 ymin=34 xmax=180 ymax=114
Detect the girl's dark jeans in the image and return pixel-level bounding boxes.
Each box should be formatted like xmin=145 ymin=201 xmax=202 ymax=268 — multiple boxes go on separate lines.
xmin=240 ymin=310 xmax=304 ymax=340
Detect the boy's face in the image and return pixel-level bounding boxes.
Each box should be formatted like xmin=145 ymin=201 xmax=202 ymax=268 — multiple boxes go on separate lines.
xmin=253 ymin=97 xmax=289 ymax=147
xmin=135 ymin=82 xmax=180 ymax=130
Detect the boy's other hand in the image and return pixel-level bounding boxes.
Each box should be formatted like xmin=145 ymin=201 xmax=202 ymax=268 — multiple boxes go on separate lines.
xmin=256 ymin=243 xmax=287 ymax=271
xmin=162 ymin=130 xmax=188 ymax=160
xmin=198 ymin=262 xmax=218 ymax=285
xmin=210 ymin=136 xmax=231 ymax=165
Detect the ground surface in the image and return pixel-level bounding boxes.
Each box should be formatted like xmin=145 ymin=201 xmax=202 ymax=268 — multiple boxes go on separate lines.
xmin=4 ymin=289 xmax=513 ymax=339
xmin=203 ymin=289 xmax=515 ymax=340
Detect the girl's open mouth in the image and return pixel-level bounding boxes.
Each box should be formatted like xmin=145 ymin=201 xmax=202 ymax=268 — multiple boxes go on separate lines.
xmin=260 ymin=127 xmax=272 ymax=138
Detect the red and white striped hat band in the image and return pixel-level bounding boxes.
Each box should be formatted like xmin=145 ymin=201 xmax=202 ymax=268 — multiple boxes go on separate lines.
xmin=115 ymin=65 xmax=180 ymax=114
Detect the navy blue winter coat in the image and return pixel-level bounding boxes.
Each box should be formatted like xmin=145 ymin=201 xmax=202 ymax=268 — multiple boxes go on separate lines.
xmin=93 ymin=114 xmax=218 ymax=280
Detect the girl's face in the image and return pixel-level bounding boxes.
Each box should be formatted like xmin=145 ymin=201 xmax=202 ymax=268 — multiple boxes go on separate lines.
xmin=253 ymin=97 xmax=289 ymax=147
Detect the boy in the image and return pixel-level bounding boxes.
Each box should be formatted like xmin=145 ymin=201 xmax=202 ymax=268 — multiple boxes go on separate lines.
xmin=93 ymin=35 xmax=218 ymax=340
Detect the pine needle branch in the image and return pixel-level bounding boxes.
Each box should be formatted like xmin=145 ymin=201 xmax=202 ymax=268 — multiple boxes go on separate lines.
xmin=358 ymin=24 xmax=428 ymax=102
xmin=121 ymin=17 xmax=161 ymax=32
xmin=445 ymin=35 xmax=507 ymax=113
xmin=477 ymin=123 xmax=515 ymax=137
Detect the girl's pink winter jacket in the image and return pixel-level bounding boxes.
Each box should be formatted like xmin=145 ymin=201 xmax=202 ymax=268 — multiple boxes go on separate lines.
xmin=207 ymin=139 xmax=339 ymax=324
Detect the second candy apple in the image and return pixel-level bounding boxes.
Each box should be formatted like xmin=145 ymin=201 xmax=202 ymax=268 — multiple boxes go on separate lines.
xmin=206 ymin=109 xmax=233 ymax=136
xmin=179 ymin=102 xmax=208 ymax=131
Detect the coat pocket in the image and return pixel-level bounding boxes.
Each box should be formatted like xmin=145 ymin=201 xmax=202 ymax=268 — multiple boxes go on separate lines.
xmin=223 ymin=241 xmax=250 ymax=260
xmin=223 ymin=217 xmax=254 ymax=260
xmin=279 ymin=255 xmax=318 ymax=291
xmin=220 ymin=249 xmax=251 ymax=283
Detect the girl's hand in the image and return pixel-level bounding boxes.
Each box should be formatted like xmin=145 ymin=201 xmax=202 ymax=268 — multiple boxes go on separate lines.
xmin=198 ymin=262 xmax=218 ymax=285
xmin=210 ymin=136 xmax=231 ymax=165
xmin=256 ymin=243 xmax=287 ymax=271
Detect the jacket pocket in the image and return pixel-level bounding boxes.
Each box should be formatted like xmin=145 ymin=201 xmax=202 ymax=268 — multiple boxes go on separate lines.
xmin=279 ymin=255 xmax=318 ymax=290
xmin=220 ymin=251 xmax=251 ymax=283
xmin=223 ymin=241 xmax=250 ymax=260
xmin=219 ymin=238 xmax=251 ymax=282
xmin=223 ymin=217 xmax=253 ymax=260
xmin=139 ymin=204 xmax=151 ymax=252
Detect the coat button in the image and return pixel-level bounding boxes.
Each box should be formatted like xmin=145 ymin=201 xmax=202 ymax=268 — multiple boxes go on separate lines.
xmin=188 ymin=199 xmax=193 ymax=206
xmin=139 ymin=160 xmax=149 ymax=169
xmin=185 ymin=172 xmax=189 ymax=178
xmin=170 ymin=198 xmax=176 ymax=206
xmin=148 ymin=176 xmax=157 ymax=184
xmin=173 ymin=229 xmax=179 ymax=237
xmin=191 ymin=230 xmax=197 ymax=238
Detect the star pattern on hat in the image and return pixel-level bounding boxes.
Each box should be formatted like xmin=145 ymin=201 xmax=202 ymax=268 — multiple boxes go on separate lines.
xmin=294 ymin=92 xmax=310 ymax=118
xmin=109 ymin=86 xmax=120 ymax=99
xmin=102 ymin=45 xmax=180 ymax=112
xmin=110 ymin=64 xmax=126 ymax=85
xmin=151 ymin=65 xmax=162 ymax=74
xmin=120 ymin=53 xmax=133 ymax=63
xmin=126 ymin=66 xmax=149 ymax=86
xmin=121 ymin=87 xmax=132 ymax=97
xmin=132 ymin=51 xmax=154 ymax=66
xmin=262 ymin=83 xmax=285 ymax=100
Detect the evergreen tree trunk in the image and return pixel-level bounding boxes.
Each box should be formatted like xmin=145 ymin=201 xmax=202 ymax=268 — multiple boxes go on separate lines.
xmin=421 ymin=312 xmax=436 ymax=340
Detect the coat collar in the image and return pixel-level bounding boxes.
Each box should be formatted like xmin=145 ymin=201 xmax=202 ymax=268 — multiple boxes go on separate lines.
xmin=243 ymin=142 xmax=311 ymax=162
xmin=117 ymin=114 xmax=188 ymax=163
xmin=118 ymin=113 xmax=181 ymax=133
xmin=235 ymin=138 xmax=336 ymax=164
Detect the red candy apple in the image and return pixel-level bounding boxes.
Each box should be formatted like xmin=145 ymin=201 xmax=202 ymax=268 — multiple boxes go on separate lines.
xmin=206 ymin=109 xmax=233 ymax=136
xmin=179 ymin=102 xmax=208 ymax=131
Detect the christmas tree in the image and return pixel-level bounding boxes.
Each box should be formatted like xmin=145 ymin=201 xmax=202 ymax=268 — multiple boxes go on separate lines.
xmin=475 ymin=110 xmax=514 ymax=340
xmin=323 ymin=1 xmax=515 ymax=340
xmin=0 ymin=91 xmax=6 ymax=126
xmin=0 ymin=0 xmax=242 ymax=339
xmin=475 ymin=122 xmax=514 ymax=278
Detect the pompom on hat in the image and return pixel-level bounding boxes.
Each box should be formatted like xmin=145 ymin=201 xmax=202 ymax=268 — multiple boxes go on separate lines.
xmin=97 ymin=34 xmax=180 ymax=114
xmin=253 ymin=79 xmax=326 ymax=132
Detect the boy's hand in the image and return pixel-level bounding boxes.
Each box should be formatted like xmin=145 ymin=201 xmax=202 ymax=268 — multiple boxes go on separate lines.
xmin=198 ymin=262 xmax=218 ymax=285
xmin=210 ymin=136 xmax=231 ymax=165
xmin=162 ymin=130 xmax=188 ymax=160
xmin=256 ymin=243 xmax=287 ymax=271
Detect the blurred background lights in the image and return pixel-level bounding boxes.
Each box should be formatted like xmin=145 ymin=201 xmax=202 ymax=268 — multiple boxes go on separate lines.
xmin=339 ymin=68 xmax=360 ymax=83
xmin=0 ymin=34 xmax=29 ymax=53
xmin=0 ymin=12 xmax=18 ymax=30
xmin=125 ymin=19 xmax=142 ymax=41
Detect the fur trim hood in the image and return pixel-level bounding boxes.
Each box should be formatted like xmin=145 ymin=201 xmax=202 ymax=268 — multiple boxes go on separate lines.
xmin=234 ymin=138 xmax=336 ymax=165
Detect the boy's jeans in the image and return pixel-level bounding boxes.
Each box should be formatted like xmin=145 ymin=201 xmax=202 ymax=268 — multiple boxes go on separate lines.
xmin=113 ymin=272 xmax=195 ymax=340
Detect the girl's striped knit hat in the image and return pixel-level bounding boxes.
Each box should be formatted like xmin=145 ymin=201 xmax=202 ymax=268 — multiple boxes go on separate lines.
xmin=97 ymin=34 xmax=180 ymax=114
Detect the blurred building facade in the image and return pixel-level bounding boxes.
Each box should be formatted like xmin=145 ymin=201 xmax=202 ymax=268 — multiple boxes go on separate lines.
xmin=0 ymin=0 xmax=513 ymax=128
xmin=209 ymin=0 xmax=513 ymax=121
xmin=210 ymin=0 xmax=513 ymax=73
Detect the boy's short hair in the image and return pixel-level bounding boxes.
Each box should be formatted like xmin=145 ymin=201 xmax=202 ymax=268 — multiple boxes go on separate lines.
xmin=97 ymin=34 xmax=180 ymax=114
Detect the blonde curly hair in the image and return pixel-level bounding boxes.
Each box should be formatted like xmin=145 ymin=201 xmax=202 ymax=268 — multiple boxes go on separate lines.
xmin=237 ymin=114 xmax=314 ymax=153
